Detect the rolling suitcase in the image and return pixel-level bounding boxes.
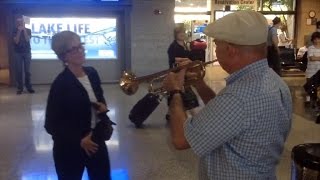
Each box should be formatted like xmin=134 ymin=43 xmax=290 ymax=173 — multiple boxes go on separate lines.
xmin=129 ymin=93 xmax=160 ymax=128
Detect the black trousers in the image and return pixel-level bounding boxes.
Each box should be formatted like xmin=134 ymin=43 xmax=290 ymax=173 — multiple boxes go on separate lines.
xmin=53 ymin=141 xmax=111 ymax=180
xmin=267 ymin=46 xmax=281 ymax=76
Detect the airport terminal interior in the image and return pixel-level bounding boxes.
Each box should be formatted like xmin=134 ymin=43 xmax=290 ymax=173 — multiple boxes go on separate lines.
xmin=0 ymin=0 xmax=320 ymax=180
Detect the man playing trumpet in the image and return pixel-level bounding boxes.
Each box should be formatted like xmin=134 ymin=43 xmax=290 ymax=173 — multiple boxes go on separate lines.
xmin=163 ymin=11 xmax=292 ymax=180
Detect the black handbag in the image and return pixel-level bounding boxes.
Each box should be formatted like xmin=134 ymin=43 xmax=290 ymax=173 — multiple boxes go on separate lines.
xmin=92 ymin=112 xmax=116 ymax=142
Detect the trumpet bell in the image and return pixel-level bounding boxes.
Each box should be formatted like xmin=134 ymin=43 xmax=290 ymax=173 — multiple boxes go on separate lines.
xmin=120 ymin=71 xmax=139 ymax=95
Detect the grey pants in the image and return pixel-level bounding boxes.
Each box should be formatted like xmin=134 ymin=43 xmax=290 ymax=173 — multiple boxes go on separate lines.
xmin=14 ymin=52 xmax=32 ymax=91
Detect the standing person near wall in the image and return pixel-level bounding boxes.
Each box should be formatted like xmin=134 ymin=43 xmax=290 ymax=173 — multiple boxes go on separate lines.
xmin=267 ymin=17 xmax=282 ymax=75
xmin=13 ymin=16 xmax=35 ymax=95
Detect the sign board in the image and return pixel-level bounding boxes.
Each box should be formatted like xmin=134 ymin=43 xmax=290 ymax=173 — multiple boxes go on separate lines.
xmin=25 ymin=17 xmax=117 ymax=60
xmin=214 ymin=0 xmax=255 ymax=5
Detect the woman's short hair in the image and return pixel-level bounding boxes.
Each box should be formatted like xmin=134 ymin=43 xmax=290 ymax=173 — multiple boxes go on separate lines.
xmin=51 ymin=31 xmax=80 ymax=61
xmin=174 ymin=27 xmax=185 ymax=40
xmin=272 ymin=17 xmax=281 ymax=25
xmin=311 ymin=32 xmax=320 ymax=42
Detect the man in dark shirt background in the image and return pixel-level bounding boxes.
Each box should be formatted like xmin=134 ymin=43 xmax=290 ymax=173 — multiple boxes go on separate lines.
xmin=13 ymin=16 xmax=35 ymax=94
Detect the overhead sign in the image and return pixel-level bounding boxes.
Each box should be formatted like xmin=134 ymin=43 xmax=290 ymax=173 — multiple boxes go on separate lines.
xmin=214 ymin=0 xmax=255 ymax=5
xmin=26 ymin=17 xmax=117 ymax=60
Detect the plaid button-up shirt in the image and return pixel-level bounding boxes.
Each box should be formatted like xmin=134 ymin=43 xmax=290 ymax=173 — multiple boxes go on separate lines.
xmin=185 ymin=59 xmax=292 ymax=180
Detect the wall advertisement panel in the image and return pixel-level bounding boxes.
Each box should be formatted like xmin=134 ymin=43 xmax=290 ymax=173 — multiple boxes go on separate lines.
xmin=26 ymin=17 xmax=117 ymax=60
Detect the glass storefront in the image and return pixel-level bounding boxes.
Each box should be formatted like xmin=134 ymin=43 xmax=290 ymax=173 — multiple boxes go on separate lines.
xmin=174 ymin=0 xmax=297 ymax=64
xmin=174 ymin=0 xmax=211 ymax=42
xmin=258 ymin=0 xmax=296 ymax=11
xmin=174 ymin=0 xmax=212 ymax=63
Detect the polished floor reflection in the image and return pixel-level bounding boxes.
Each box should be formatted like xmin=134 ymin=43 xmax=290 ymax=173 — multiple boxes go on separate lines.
xmin=0 ymin=74 xmax=319 ymax=180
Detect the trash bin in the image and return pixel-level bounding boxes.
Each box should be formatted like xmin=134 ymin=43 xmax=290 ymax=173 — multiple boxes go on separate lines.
xmin=291 ymin=143 xmax=320 ymax=180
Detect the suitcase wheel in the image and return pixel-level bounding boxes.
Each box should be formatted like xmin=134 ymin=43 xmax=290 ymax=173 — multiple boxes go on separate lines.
xmin=135 ymin=123 xmax=143 ymax=129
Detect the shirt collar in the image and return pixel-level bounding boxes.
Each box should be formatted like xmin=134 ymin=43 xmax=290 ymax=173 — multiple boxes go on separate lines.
xmin=226 ymin=59 xmax=268 ymax=85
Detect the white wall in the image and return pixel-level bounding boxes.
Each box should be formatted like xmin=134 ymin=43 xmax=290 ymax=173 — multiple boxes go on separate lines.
xmin=131 ymin=0 xmax=175 ymax=76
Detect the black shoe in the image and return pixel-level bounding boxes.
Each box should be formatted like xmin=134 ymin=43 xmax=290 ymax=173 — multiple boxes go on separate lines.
xmin=27 ymin=89 xmax=35 ymax=94
xmin=16 ymin=90 xmax=22 ymax=95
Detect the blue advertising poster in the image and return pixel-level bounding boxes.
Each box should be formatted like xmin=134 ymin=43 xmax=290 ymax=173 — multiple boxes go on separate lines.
xmin=26 ymin=17 xmax=117 ymax=60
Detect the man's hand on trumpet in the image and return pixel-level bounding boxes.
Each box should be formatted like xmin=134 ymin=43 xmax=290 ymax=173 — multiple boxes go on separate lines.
xmin=175 ymin=57 xmax=204 ymax=84
xmin=162 ymin=68 xmax=186 ymax=92
xmin=175 ymin=57 xmax=216 ymax=104
xmin=175 ymin=57 xmax=192 ymax=66
xmin=163 ymin=57 xmax=195 ymax=92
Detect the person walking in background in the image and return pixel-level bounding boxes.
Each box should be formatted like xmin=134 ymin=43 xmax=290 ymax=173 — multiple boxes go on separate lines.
xmin=267 ymin=17 xmax=282 ymax=75
xmin=13 ymin=16 xmax=35 ymax=94
xmin=45 ymin=31 xmax=111 ymax=180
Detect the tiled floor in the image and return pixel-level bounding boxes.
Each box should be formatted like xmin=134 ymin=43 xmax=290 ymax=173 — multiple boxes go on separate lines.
xmin=0 ymin=71 xmax=319 ymax=180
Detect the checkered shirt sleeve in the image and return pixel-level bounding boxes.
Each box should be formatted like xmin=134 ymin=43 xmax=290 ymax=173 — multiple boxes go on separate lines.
xmin=184 ymin=93 xmax=248 ymax=157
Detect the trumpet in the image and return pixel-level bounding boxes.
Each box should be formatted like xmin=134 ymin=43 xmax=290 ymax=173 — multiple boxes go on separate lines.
xmin=119 ymin=60 xmax=218 ymax=96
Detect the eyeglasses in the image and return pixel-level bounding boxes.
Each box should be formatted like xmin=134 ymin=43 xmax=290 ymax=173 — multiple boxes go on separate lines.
xmin=64 ymin=43 xmax=85 ymax=55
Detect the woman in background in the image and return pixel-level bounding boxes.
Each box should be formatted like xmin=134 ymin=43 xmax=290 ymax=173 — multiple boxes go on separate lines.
xmin=166 ymin=27 xmax=199 ymax=121
xmin=45 ymin=31 xmax=111 ymax=180
xmin=167 ymin=27 xmax=191 ymax=68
